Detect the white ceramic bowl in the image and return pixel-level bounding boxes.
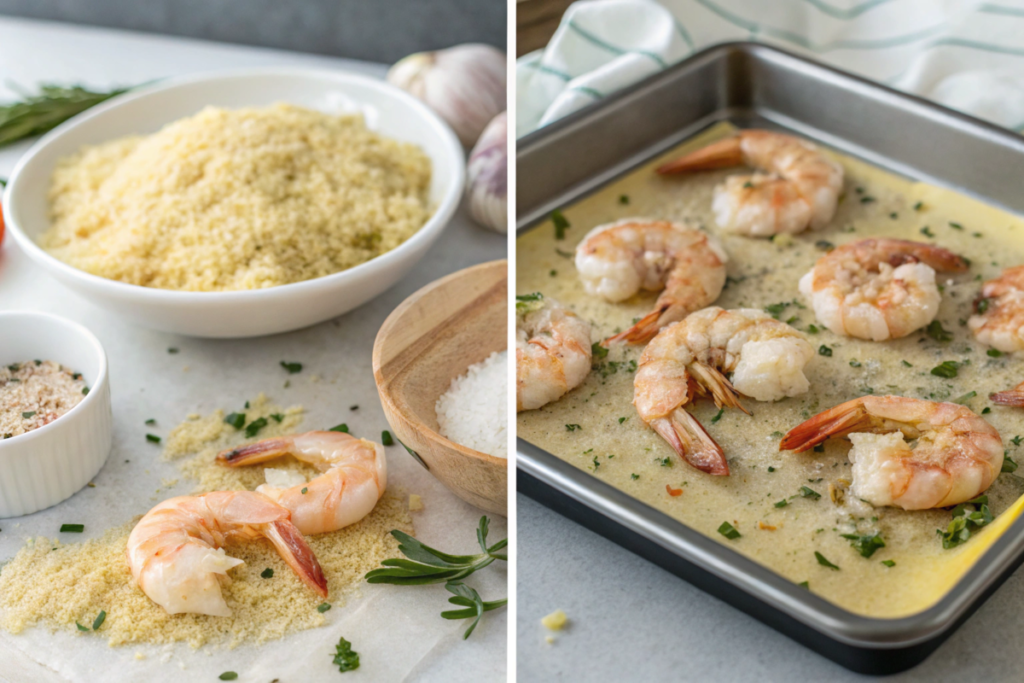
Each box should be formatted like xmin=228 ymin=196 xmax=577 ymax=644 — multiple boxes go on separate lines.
xmin=2 ymin=69 xmax=466 ymax=338
xmin=0 ymin=312 xmax=112 ymax=518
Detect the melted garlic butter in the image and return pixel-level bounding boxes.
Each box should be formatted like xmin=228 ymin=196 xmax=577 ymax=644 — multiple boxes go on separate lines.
xmin=517 ymin=123 xmax=1024 ymax=618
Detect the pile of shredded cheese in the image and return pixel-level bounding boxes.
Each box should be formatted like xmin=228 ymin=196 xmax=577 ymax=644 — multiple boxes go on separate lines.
xmin=41 ymin=103 xmax=433 ymax=291
xmin=0 ymin=395 xmax=413 ymax=647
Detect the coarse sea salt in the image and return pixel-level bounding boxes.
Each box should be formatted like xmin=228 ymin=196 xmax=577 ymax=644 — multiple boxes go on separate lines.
xmin=435 ymin=350 xmax=507 ymax=458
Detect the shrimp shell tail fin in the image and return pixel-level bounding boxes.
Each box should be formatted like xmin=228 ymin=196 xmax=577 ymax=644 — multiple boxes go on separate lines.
xmin=603 ymin=308 xmax=665 ymax=346
xmin=653 ymin=412 xmax=729 ymax=476
xmin=655 ymin=137 xmax=743 ymax=175
xmin=991 ymin=383 xmax=1024 ymax=407
xmin=780 ymin=399 xmax=869 ymax=452
xmin=265 ymin=519 xmax=329 ymax=598
xmin=689 ymin=362 xmax=749 ymax=414
xmin=217 ymin=438 xmax=293 ymax=467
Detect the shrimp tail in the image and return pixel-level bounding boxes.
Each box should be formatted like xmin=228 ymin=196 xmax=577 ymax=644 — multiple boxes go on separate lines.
xmin=602 ymin=308 xmax=666 ymax=346
xmin=217 ymin=438 xmax=295 ymax=466
xmin=656 ymin=137 xmax=743 ymax=175
xmin=689 ymin=362 xmax=750 ymax=414
xmin=264 ymin=519 xmax=329 ymax=598
xmin=653 ymin=412 xmax=729 ymax=476
xmin=991 ymin=382 xmax=1024 ymax=407
xmin=780 ymin=398 xmax=869 ymax=452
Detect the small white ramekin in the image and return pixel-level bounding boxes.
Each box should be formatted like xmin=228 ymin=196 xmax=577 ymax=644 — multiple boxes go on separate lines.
xmin=0 ymin=311 xmax=112 ymax=517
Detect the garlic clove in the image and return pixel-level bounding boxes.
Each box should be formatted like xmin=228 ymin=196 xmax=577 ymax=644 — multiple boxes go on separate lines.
xmin=387 ymin=43 xmax=506 ymax=147
xmin=466 ymin=111 xmax=507 ymax=234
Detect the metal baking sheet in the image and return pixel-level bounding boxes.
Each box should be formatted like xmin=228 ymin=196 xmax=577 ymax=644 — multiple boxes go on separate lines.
xmin=515 ymin=42 xmax=1024 ymax=675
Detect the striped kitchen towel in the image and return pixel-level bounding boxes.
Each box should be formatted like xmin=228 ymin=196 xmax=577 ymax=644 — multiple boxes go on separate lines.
xmin=517 ymin=0 xmax=1024 ymax=136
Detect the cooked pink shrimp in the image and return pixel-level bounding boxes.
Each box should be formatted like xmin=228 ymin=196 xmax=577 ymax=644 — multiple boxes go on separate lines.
xmin=656 ymin=130 xmax=844 ymax=237
xmin=780 ymin=396 xmax=1003 ymax=510
xmin=126 ymin=491 xmax=328 ymax=616
xmin=516 ymin=294 xmax=592 ymax=411
xmin=969 ymin=265 xmax=1024 ymax=353
xmin=634 ymin=307 xmax=814 ymax=475
xmin=574 ymin=219 xmax=727 ymax=345
xmin=799 ymin=238 xmax=968 ymax=340
xmin=991 ymin=381 xmax=1024 ymax=407
xmin=216 ymin=431 xmax=386 ymax=536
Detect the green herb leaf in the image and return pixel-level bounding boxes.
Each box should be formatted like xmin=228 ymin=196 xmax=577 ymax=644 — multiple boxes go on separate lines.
xmin=619 ymin=194 xmax=629 ymax=205
xmin=987 ymin=348 xmax=1003 ymax=357
xmin=1002 ymin=457 xmax=1018 ymax=473
xmin=565 ymin=424 xmax=581 ymax=432
xmin=799 ymin=486 xmax=821 ymax=500
xmin=317 ymin=602 xmax=332 ymax=613
xmin=0 ymin=84 xmax=131 ymax=148
xmin=21 ymin=411 xmax=36 ymax=419
xmin=60 ymin=523 xmax=84 ymax=533
xmin=774 ymin=499 xmax=789 ymax=508
xmin=901 ymin=360 xmax=913 ymax=368
xmin=818 ymin=345 xmax=832 ymax=357
xmin=977 ymin=298 xmax=990 ymax=314
xmin=949 ymin=221 xmax=964 ymax=230
xmin=764 ymin=302 xmax=789 ymax=319
xmin=261 ymin=567 xmax=274 ymax=579
xmin=219 ymin=673 xmax=238 ymax=681
xmin=329 ymin=423 xmax=349 ymax=434
xmin=382 ymin=430 xmax=394 ymax=446
xmin=717 ymin=522 xmax=741 ymax=540
xmin=332 ymin=636 xmax=360 ymax=672
xmin=925 ymin=320 xmax=953 ymax=342
xmin=1013 ymin=435 xmax=1023 ymax=447
xmin=167 ymin=347 xmax=179 ymax=354
xmin=144 ymin=418 xmax=156 ymax=426
xmin=590 ymin=341 xmax=609 ymax=359
xmin=798 ymin=581 xmax=810 ymax=589
xmin=710 ymin=408 xmax=725 ymax=424
xmin=245 ymin=417 xmax=268 ymax=438
xmin=930 ymin=361 xmax=960 ymax=379
xmin=881 ymin=559 xmax=896 ymax=567
xmin=840 ymin=532 xmax=886 ymax=558
xmin=301 ymin=487 xmax=308 ymax=494
xmin=630 ymin=473 xmax=639 ymax=480
xmin=617 ymin=416 xmax=628 ymax=424
xmin=815 ymin=551 xmax=839 ymax=570
xmin=551 ymin=209 xmax=570 ymax=239
xmin=280 ymin=360 xmax=303 ymax=374
xmin=920 ymin=226 xmax=935 ymax=237
xmin=92 ymin=610 xmax=106 ymax=630
xmin=913 ymin=201 xmax=924 ymax=211
xmin=269 ymin=413 xmax=284 ymax=423
xmin=224 ymin=412 xmax=246 ymax=430
xmin=145 ymin=433 xmax=161 ymax=444
xmin=75 ymin=622 xmax=89 ymax=632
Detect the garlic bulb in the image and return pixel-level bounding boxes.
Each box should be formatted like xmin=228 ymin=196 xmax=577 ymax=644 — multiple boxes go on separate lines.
xmin=388 ymin=43 xmax=506 ymax=147
xmin=466 ymin=111 xmax=507 ymax=234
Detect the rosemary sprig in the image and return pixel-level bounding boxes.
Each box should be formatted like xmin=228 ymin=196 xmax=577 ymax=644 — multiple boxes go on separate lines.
xmin=0 ymin=84 xmax=131 ymax=148
xmin=365 ymin=516 xmax=507 ymax=638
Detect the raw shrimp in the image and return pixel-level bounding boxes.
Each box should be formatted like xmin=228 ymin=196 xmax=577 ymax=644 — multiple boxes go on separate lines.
xmin=126 ymin=491 xmax=328 ymax=617
xmin=799 ymin=238 xmax=968 ymax=341
xmin=969 ymin=265 xmax=1024 ymax=353
xmin=216 ymin=431 xmax=387 ymax=536
xmin=991 ymin=381 xmax=1024 ymax=407
xmin=656 ymin=130 xmax=844 ymax=237
xmin=516 ymin=293 xmax=592 ymax=411
xmin=634 ymin=307 xmax=814 ymax=475
xmin=780 ymin=396 xmax=1003 ymax=510
xmin=574 ymin=218 xmax=728 ymax=345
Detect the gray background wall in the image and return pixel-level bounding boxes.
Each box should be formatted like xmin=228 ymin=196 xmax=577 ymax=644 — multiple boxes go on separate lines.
xmin=0 ymin=0 xmax=507 ymax=63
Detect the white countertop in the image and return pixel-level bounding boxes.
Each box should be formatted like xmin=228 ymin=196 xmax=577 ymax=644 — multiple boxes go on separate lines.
xmin=0 ymin=16 xmax=507 ymax=683
xmin=517 ymin=493 xmax=1024 ymax=681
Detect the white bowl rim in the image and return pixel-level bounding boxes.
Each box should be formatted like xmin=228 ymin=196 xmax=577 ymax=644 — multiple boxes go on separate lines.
xmin=2 ymin=66 xmax=466 ymax=303
xmin=0 ymin=310 xmax=109 ymax=451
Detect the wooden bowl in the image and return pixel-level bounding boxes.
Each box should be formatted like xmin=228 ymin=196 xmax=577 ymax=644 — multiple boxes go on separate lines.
xmin=372 ymin=260 xmax=508 ymax=515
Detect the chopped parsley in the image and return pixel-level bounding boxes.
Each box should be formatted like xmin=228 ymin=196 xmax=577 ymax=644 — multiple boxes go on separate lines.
xmin=60 ymin=524 xmax=84 ymax=533
xmin=765 ymin=302 xmax=789 ymax=319
xmin=224 ymin=412 xmax=246 ymax=429
xmin=329 ymin=423 xmax=349 ymax=433
xmin=551 ymin=209 xmax=570 ymax=239
xmin=92 ymin=610 xmax=106 ymax=630
xmin=913 ymin=201 xmax=924 ymax=211
xmin=630 ymin=473 xmax=639 ymax=480
xmin=318 ymin=602 xmax=332 ymax=613
xmin=717 ymin=522 xmax=741 ymax=540
xmin=245 ymin=417 xmax=268 ymax=438
xmin=261 ymin=567 xmax=274 ymax=579
xmin=516 ymin=292 xmax=545 ymax=314
xmin=618 ymin=416 xmax=628 ymax=424
xmin=21 ymin=411 xmax=35 ymax=419
xmin=925 ymin=320 xmax=953 ymax=342
xmin=930 ymin=361 xmax=961 ymax=379
xmin=219 ymin=674 xmax=238 ymax=681
xmin=806 ymin=324 xmax=820 ymax=334
xmin=774 ymin=499 xmax=789 ymax=508
xmin=382 ymin=430 xmax=394 ymax=446
xmin=1002 ymin=457 xmax=1018 ymax=474
xmin=1013 ymin=435 xmax=1023 ymax=447
xmin=849 ymin=360 xmax=861 ymax=368
xmin=840 ymin=532 xmax=886 ymax=558
xmin=818 ymin=345 xmax=832 ymax=357
xmin=988 ymin=349 xmax=1003 ymax=357
xmin=333 ymin=636 xmax=360 ymax=672
xmin=591 ymin=341 xmax=609 ymax=359
xmin=949 ymin=221 xmax=964 ymax=230
xmin=940 ymin=495 xmax=993 ymax=549
xmin=952 ymin=391 xmax=977 ymax=405
xmin=920 ymin=226 xmax=935 ymax=238
xmin=881 ymin=559 xmax=896 ymax=567
xmin=901 ymin=360 xmax=913 ymax=368
xmin=710 ymin=408 xmax=725 ymax=424
xmin=167 ymin=347 xmax=179 ymax=354
xmin=799 ymin=486 xmax=821 ymax=500
xmin=144 ymin=418 xmax=156 ymax=426
xmin=145 ymin=434 xmax=161 ymax=444
xmin=301 ymin=487 xmax=308 ymax=494
xmin=814 ymin=551 xmax=839 ymax=570
xmin=565 ymin=424 xmax=581 ymax=432
xmin=280 ymin=360 xmax=303 ymax=374
xmin=619 ymin=194 xmax=630 ymax=205
xmin=977 ymin=298 xmax=991 ymax=314
xmin=814 ymin=240 xmax=835 ymax=252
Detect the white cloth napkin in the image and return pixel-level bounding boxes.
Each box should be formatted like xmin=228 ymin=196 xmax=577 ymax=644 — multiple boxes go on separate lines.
xmin=517 ymin=0 xmax=1024 ymax=137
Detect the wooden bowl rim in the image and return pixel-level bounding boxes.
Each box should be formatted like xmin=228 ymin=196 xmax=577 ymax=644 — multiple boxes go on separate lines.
xmin=372 ymin=259 xmax=509 ymax=469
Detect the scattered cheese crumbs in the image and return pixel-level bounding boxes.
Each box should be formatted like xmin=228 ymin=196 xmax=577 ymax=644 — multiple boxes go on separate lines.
xmin=541 ymin=609 xmax=568 ymax=631
xmin=0 ymin=395 xmax=413 ymax=648
xmin=408 ymin=494 xmax=423 ymax=511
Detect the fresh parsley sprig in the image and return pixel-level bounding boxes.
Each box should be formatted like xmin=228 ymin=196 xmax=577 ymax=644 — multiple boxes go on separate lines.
xmin=365 ymin=517 xmax=507 ymax=638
